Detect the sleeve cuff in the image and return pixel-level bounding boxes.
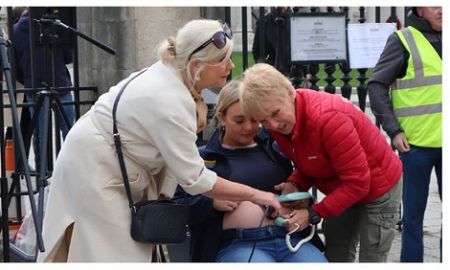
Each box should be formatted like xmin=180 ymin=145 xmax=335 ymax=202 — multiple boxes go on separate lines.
xmin=179 ymin=167 xmax=217 ymax=196
xmin=159 ymin=178 xmax=179 ymax=198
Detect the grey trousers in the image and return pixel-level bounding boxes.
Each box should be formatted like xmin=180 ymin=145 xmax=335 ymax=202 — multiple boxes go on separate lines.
xmin=322 ymin=179 xmax=402 ymax=262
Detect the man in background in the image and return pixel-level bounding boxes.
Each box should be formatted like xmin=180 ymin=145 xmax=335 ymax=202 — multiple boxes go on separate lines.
xmin=13 ymin=7 xmax=75 ymax=169
xmin=368 ymin=7 xmax=442 ymax=262
xmin=252 ymin=7 xmax=292 ymax=77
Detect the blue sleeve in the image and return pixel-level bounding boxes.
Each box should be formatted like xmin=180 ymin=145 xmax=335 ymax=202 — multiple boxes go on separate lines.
xmin=172 ymin=184 xmax=221 ymax=226
xmin=171 ymin=139 xmax=225 ymax=225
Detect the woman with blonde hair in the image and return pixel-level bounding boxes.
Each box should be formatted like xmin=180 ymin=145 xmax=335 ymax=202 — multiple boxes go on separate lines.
xmin=37 ymin=20 xmax=281 ymax=262
xmin=240 ymin=63 xmax=402 ymax=262
xmin=173 ymin=80 xmax=326 ymax=262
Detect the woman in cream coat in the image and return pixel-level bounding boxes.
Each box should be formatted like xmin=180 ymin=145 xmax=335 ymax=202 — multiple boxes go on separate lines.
xmin=37 ymin=19 xmax=281 ymax=262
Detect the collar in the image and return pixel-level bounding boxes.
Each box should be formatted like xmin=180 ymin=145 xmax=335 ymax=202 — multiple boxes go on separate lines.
xmin=407 ymin=9 xmax=441 ymax=34
xmin=203 ymin=128 xmax=271 ymax=155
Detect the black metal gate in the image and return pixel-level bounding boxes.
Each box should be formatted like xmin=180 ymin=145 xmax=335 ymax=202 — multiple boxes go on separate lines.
xmin=224 ymin=6 xmax=409 ymax=112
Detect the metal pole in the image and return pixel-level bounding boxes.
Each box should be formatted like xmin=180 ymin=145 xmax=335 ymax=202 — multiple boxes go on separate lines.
xmin=258 ymin=7 xmax=266 ymax=63
xmin=225 ymin=7 xmax=232 ymax=79
xmin=241 ymin=7 xmax=248 ymax=70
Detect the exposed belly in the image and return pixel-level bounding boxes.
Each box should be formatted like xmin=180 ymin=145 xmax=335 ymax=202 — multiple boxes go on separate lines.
xmin=222 ymin=201 xmax=291 ymax=229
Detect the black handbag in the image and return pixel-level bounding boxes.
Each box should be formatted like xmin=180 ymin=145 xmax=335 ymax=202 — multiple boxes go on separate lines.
xmin=112 ymin=68 xmax=189 ymax=244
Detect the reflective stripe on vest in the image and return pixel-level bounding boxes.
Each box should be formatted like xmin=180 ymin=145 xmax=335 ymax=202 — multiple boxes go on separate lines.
xmin=392 ymin=27 xmax=441 ymax=147
xmin=394 ymin=103 xmax=441 ymax=117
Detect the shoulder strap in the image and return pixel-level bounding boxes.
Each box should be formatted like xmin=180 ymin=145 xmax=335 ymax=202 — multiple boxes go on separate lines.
xmin=112 ymin=68 xmax=148 ymax=214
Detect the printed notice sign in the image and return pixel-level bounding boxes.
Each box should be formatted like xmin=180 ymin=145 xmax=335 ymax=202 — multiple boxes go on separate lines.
xmin=290 ymin=14 xmax=347 ymax=63
xmin=347 ymin=23 xmax=396 ymax=69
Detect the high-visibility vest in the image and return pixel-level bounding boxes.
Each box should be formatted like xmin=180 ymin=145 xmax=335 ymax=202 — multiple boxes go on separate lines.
xmin=392 ymin=26 xmax=442 ymax=148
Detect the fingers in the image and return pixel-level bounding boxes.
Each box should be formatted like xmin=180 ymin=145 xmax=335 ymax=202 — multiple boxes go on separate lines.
xmin=285 ymin=210 xmax=296 ymax=220
xmin=280 ymin=201 xmax=297 ymax=208
xmin=252 ymin=190 xmax=281 ymax=211
xmin=270 ymin=208 xmax=280 ymax=219
xmin=394 ymin=139 xmax=406 ymax=152
xmin=271 ymin=197 xmax=282 ymax=210
xmin=285 ymin=219 xmax=308 ymax=231
xmin=402 ymin=140 xmax=411 ymax=152
xmin=283 ymin=209 xmax=309 ymax=231
xmin=224 ymin=206 xmax=234 ymax=212
xmin=266 ymin=191 xmax=282 ymax=210
xmin=274 ymin=183 xmax=284 ymax=191
xmin=287 ymin=223 xmax=300 ymax=234
xmin=228 ymin=201 xmax=239 ymax=209
xmin=393 ymin=133 xmax=411 ymax=153
xmin=223 ymin=201 xmax=239 ymax=212
xmin=274 ymin=182 xmax=298 ymax=194
xmin=213 ymin=199 xmax=239 ymax=212
xmin=281 ymin=200 xmax=309 ymax=209
xmin=397 ymin=142 xmax=410 ymax=153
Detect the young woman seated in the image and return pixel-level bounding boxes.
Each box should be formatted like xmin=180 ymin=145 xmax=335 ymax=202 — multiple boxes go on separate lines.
xmin=173 ymin=80 xmax=327 ymax=262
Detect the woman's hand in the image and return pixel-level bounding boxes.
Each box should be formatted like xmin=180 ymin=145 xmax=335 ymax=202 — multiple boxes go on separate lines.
xmin=282 ymin=209 xmax=310 ymax=231
xmin=274 ymin=182 xmax=299 ymax=194
xmin=250 ymin=190 xmax=282 ymax=212
xmin=213 ymin=199 xmax=239 ymax=212
xmin=203 ymin=177 xmax=280 ymax=211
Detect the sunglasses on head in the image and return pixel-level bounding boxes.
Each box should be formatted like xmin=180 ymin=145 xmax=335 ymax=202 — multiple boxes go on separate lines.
xmin=188 ymin=23 xmax=233 ymax=60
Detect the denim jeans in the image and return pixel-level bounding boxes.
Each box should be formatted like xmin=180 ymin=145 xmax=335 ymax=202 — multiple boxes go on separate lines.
xmin=215 ymin=226 xmax=327 ymax=262
xmin=27 ymin=91 xmax=75 ymax=166
xmin=400 ymin=146 xmax=442 ymax=262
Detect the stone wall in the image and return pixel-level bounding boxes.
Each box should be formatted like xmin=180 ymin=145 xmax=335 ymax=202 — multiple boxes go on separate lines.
xmin=76 ymin=7 xmax=200 ymax=111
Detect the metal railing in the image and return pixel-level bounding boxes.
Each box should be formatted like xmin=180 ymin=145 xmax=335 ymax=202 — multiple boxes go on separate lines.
xmin=228 ymin=6 xmax=408 ymax=112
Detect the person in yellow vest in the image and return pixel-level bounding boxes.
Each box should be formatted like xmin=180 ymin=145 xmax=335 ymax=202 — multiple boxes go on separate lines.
xmin=368 ymin=7 xmax=442 ymax=262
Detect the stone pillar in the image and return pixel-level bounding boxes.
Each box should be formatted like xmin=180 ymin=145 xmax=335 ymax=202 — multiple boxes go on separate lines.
xmin=76 ymin=7 xmax=200 ymax=110
xmin=134 ymin=7 xmax=201 ymax=68
xmin=230 ymin=7 xmax=254 ymax=52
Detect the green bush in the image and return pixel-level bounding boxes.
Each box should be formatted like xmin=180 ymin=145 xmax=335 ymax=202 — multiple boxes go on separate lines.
xmin=231 ymin=52 xmax=255 ymax=80
xmin=231 ymin=52 xmax=372 ymax=88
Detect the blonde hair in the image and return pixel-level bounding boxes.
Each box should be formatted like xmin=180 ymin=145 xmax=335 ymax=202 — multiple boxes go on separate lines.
xmin=214 ymin=80 xmax=243 ymax=120
xmin=157 ymin=19 xmax=234 ymax=132
xmin=240 ymin=63 xmax=294 ymax=118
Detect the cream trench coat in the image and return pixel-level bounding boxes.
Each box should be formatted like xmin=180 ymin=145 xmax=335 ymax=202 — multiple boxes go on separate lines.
xmin=37 ymin=61 xmax=217 ymax=262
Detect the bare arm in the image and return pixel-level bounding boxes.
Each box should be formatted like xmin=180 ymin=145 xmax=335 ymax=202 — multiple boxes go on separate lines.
xmin=203 ymin=176 xmax=282 ymax=211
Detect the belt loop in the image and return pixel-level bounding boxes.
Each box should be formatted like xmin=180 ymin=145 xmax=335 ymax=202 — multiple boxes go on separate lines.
xmin=237 ymin=228 xmax=244 ymax=239
xmin=268 ymin=226 xmax=274 ymax=236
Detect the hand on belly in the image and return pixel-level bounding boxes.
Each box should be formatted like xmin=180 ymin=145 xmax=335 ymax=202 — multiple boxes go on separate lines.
xmin=222 ymin=201 xmax=291 ymax=230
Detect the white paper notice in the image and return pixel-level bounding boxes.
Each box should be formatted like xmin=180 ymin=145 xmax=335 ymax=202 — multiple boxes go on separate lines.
xmin=347 ymin=23 xmax=396 ymax=69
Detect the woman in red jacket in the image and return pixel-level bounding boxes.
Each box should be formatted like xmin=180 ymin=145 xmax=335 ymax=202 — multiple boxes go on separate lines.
xmin=240 ymin=63 xmax=402 ymax=262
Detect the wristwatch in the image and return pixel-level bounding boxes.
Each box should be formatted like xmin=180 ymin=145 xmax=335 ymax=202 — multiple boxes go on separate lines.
xmin=308 ymin=205 xmax=322 ymax=225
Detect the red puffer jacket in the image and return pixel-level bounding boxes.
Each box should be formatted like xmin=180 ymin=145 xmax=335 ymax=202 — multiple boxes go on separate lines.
xmin=271 ymin=89 xmax=402 ymax=218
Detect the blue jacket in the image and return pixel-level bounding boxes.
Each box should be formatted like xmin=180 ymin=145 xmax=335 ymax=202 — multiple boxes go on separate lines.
xmin=13 ymin=12 xmax=73 ymax=89
xmin=173 ymin=128 xmax=293 ymax=262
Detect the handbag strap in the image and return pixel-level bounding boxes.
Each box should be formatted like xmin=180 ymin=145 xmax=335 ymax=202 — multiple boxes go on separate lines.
xmin=112 ymin=68 xmax=148 ymax=214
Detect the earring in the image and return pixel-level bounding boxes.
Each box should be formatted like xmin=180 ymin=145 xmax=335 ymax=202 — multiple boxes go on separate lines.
xmin=219 ymin=125 xmax=226 ymax=141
